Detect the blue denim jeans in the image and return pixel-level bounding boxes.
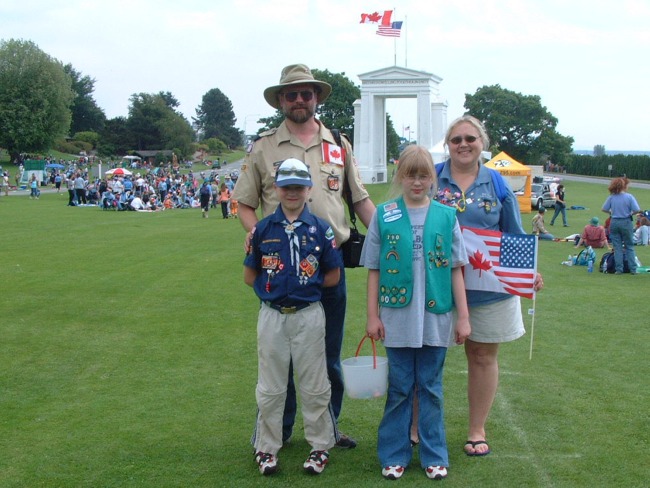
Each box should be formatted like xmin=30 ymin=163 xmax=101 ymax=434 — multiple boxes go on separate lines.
xmin=609 ymin=218 xmax=637 ymax=273
xmin=378 ymin=346 xmax=449 ymax=468
xmin=550 ymin=204 xmax=567 ymax=226
xmin=282 ymin=264 xmax=347 ymax=440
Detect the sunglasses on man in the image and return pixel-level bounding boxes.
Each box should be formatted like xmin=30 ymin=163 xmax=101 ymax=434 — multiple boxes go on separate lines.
xmin=280 ymin=90 xmax=315 ymax=103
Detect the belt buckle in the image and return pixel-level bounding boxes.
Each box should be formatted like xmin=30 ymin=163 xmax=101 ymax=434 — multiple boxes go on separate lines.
xmin=280 ymin=306 xmax=297 ymax=314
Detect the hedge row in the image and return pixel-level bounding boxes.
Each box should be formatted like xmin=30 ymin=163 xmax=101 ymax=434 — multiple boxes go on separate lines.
xmin=566 ymin=154 xmax=650 ymax=180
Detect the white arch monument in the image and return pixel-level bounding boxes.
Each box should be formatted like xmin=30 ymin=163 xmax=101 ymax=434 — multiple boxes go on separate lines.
xmin=352 ymin=66 xmax=448 ymax=184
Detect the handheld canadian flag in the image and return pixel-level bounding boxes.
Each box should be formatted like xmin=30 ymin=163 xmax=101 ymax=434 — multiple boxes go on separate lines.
xmin=461 ymin=226 xmax=538 ymax=299
xmin=322 ymin=142 xmax=345 ymax=166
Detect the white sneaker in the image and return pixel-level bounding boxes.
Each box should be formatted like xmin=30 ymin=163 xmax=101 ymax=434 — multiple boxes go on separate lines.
xmin=254 ymin=451 xmax=278 ymax=475
xmin=303 ymin=450 xmax=329 ymax=475
xmin=425 ymin=465 xmax=447 ymax=480
xmin=382 ymin=465 xmax=405 ymax=480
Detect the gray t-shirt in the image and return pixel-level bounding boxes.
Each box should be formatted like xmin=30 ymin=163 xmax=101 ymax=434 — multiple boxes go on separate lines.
xmin=361 ymin=204 xmax=468 ymax=348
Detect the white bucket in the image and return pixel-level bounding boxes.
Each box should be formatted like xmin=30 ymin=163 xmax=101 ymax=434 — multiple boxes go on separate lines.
xmin=342 ymin=337 xmax=388 ymax=399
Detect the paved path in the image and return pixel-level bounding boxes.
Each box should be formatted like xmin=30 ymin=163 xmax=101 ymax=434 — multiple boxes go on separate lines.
xmin=549 ymin=173 xmax=650 ymax=190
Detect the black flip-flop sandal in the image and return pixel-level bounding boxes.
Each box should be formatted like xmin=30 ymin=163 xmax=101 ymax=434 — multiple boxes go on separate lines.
xmin=464 ymin=440 xmax=491 ymax=456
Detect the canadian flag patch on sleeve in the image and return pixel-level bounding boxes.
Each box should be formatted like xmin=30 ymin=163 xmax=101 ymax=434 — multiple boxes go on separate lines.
xmin=322 ymin=142 xmax=345 ymax=166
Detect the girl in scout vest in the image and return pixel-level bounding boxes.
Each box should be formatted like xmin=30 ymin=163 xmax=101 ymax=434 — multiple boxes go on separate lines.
xmin=360 ymin=145 xmax=471 ymax=481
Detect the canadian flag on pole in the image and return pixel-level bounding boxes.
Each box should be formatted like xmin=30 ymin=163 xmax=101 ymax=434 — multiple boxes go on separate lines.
xmin=360 ymin=10 xmax=393 ymax=24
xmin=322 ymin=142 xmax=345 ymax=166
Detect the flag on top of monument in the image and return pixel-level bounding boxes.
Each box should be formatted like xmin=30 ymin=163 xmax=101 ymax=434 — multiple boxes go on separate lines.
xmin=359 ymin=10 xmax=393 ymax=24
xmin=461 ymin=227 xmax=538 ymax=300
xmin=377 ymin=21 xmax=403 ymax=37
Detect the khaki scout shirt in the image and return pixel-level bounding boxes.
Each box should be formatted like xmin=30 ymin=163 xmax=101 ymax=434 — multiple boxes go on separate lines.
xmin=232 ymin=120 xmax=369 ymax=244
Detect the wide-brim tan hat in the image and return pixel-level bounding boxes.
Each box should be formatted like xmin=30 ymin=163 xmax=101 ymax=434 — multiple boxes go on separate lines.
xmin=263 ymin=64 xmax=332 ymax=109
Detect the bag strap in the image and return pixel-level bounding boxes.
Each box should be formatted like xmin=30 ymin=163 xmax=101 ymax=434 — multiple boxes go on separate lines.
xmin=331 ymin=129 xmax=358 ymax=229
xmin=354 ymin=336 xmax=378 ymax=369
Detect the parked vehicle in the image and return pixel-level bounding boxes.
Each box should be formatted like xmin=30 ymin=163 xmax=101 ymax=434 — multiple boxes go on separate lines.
xmin=531 ymin=183 xmax=556 ymax=209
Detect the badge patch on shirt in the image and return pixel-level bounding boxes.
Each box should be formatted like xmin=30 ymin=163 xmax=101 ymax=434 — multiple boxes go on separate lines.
xmin=271 ymin=160 xmax=283 ymax=177
xmin=325 ymin=227 xmax=335 ymax=241
xmin=322 ymin=142 xmax=345 ymax=166
xmin=300 ymin=254 xmax=319 ymax=278
xmin=327 ymin=175 xmax=340 ymax=191
xmin=261 ymin=255 xmax=281 ymax=270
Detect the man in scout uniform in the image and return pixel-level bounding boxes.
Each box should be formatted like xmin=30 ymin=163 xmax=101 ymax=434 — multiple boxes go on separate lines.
xmin=233 ymin=63 xmax=375 ymax=447
xmin=244 ymin=158 xmax=342 ymax=476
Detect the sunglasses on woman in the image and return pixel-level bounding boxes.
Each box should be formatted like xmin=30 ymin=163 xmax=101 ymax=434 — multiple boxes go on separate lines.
xmin=449 ymin=135 xmax=479 ymax=145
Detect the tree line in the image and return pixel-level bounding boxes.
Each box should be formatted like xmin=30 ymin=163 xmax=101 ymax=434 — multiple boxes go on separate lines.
xmin=0 ymin=39 xmax=241 ymax=163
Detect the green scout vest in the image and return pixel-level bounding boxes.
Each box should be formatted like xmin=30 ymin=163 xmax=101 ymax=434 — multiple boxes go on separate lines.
xmin=377 ymin=197 xmax=456 ymax=313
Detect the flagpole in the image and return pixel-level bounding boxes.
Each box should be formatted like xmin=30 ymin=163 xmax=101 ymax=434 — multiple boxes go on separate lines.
xmin=393 ymin=6 xmax=397 ymax=66
xmin=404 ymin=15 xmax=408 ymax=67
xmin=528 ymin=296 xmax=537 ymax=360
xmin=394 ymin=38 xmax=397 ymax=65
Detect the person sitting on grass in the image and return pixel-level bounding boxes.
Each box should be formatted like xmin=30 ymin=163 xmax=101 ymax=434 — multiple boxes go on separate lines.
xmin=532 ymin=207 xmax=555 ymax=240
xmin=243 ymin=158 xmax=341 ymax=477
xmin=574 ymin=217 xmax=610 ymax=249
xmin=129 ymin=192 xmax=145 ymax=211
xmin=102 ymin=189 xmax=116 ymax=209
xmin=163 ymin=193 xmax=174 ymax=210
xmin=634 ymin=215 xmax=649 ymax=246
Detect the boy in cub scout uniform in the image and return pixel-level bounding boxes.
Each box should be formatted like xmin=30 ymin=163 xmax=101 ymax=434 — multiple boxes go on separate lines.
xmin=233 ymin=63 xmax=376 ymax=448
xmin=244 ymin=158 xmax=342 ymax=476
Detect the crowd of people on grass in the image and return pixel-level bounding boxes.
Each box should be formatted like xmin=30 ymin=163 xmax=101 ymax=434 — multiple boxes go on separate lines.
xmin=29 ymin=164 xmax=242 ymax=216
xmin=2 ymin=156 xmax=243 ymax=217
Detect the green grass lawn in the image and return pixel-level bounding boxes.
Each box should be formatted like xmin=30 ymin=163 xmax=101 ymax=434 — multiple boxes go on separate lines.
xmin=1 ymin=179 xmax=648 ymax=487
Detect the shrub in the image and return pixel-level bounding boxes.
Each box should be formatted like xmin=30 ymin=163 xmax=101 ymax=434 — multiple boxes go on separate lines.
xmin=73 ymin=131 xmax=100 ymax=148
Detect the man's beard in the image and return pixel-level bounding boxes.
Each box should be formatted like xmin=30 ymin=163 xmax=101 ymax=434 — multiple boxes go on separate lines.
xmin=283 ymin=104 xmax=315 ymax=124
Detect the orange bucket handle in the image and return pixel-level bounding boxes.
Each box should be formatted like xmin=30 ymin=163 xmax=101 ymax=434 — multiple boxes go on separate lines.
xmin=354 ymin=336 xmax=378 ymax=369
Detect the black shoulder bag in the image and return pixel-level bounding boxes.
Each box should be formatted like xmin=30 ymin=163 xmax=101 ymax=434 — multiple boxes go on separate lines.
xmin=341 ymin=185 xmax=366 ymax=268
xmin=331 ymin=129 xmax=366 ymax=268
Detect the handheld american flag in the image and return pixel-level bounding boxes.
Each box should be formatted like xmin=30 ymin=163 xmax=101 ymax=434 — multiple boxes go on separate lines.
xmin=461 ymin=227 xmax=538 ymax=299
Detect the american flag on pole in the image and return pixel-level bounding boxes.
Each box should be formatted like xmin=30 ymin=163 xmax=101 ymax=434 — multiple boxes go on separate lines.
xmin=377 ymin=21 xmax=403 ymax=37
xmin=461 ymin=227 xmax=538 ymax=299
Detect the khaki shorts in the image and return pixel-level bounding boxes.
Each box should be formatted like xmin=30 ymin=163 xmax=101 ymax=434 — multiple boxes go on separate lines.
xmin=466 ymin=296 xmax=525 ymax=343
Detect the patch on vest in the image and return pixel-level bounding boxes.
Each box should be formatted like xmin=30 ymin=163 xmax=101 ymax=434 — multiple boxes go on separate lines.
xmin=382 ymin=206 xmax=402 ymax=223
xmin=380 ymin=285 xmax=408 ymax=305
xmin=427 ymin=234 xmax=449 ymax=268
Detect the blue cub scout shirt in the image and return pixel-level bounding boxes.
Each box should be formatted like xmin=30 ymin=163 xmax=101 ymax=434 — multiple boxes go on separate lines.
xmin=244 ymin=204 xmax=342 ymax=305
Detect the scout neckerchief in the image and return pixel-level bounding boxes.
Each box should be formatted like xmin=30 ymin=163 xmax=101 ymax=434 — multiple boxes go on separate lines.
xmin=283 ymin=220 xmax=303 ymax=275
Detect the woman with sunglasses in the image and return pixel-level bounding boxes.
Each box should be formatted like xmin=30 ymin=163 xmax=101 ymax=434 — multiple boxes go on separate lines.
xmin=431 ymin=115 xmax=543 ymax=457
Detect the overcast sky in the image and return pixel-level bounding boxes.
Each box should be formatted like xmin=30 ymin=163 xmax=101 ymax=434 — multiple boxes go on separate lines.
xmin=2 ymin=0 xmax=649 ymax=151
